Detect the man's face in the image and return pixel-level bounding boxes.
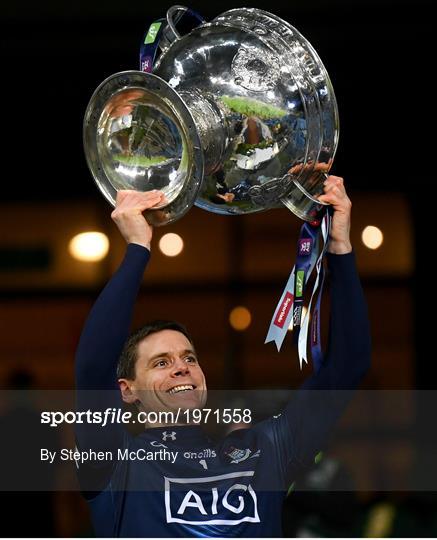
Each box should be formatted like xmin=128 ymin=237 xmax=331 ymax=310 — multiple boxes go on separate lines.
xmin=119 ymin=329 xmax=207 ymax=414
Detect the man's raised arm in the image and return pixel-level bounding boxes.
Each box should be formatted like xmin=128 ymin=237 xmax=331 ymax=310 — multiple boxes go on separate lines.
xmin=258 ymin=176 xmax=371 ymax=483
xmin=75 ymin=190 xmax=165 ymax=457
xmin=303 ymin=175 xmax=371 ymax=391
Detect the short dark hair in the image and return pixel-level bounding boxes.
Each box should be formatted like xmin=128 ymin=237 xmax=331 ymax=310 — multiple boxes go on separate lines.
xmin=117 ymin=320 xmax=194 ymax=380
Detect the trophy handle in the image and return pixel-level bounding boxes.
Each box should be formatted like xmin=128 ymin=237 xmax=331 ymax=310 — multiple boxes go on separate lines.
xmin=166 ymin=5 xmax=205 ymax=40
xmin=140 ymin=6 xmax=205 ymax=73
xmin=280 ymin=172 xmax=330 ymax=222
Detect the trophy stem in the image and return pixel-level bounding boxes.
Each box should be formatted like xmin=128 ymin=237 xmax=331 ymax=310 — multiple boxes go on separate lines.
xmin=178 ymin=90 xmax=227 ymax=175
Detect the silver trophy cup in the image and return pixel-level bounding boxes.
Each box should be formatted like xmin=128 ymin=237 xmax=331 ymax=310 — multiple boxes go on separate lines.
xmin=83 ymin=6 xmax=339 ymax=225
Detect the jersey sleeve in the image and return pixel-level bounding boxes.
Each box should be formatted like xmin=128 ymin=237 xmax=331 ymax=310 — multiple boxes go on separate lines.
xmin=74 ymin=243 xmax=150 ymax=489
xmin=255 ymin=251 xmax=371 ymax=486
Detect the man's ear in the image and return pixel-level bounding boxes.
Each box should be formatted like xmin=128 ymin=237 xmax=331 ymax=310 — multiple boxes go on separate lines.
xmin=118 ymin=379 xmax=138 ymax=404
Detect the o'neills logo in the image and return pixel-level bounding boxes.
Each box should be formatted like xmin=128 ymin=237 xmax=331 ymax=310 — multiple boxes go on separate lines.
xmin=274 ymin=292 xmax=294 ymax=328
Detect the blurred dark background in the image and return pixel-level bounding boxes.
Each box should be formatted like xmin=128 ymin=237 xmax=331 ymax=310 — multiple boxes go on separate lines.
xmin=0 ymin=0 xmax=435 ymax=536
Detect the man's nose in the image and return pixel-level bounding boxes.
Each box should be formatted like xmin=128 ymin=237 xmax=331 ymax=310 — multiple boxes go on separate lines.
xmin=172 ymin=358 xmax=190 ymax=377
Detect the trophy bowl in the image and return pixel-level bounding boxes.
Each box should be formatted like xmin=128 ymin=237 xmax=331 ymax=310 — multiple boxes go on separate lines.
xmin=83 ymin=6 xmax=339 ymax=225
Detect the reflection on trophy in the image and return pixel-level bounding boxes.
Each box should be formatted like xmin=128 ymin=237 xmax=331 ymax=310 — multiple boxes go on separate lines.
xmin=83 ymin=6 xmax=339 ymax=225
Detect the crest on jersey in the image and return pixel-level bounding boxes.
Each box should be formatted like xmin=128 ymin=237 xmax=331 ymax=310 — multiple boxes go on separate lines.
xmin=225 ymin=447 xmax=252 ymax=464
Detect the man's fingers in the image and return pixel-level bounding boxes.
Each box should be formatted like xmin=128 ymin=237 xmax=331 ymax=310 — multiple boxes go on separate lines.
xmin=319 ymin=191 xmax=352 ymax=210
xmin=325 ymin=175 xmax=343 ymax=184
xmin=313 ymin=162 xmax=331 ymax=172
xmin=324 ymin=176 xmax=344 ymax=190
xmin=328 ymin=186 xmax=346 ymax=199
xmin=140 ymin=191 xmax=166 ymax=210
xmin=318 ymin=193 xmax=339 ymax=206
xmin=319 ymin=188 xmax=343 ymax=204
xmin=318 ymin=178 xmax=351 ymax=208
xmin=322 ymin=176 xmax=347 ymax=201
xmin=115 ymin=190 xmax=165 ymax=210
xmin=112 ymin=191 xmax=167 ymax=224
xmin=324 ymin=176 xmax=344 ymax=188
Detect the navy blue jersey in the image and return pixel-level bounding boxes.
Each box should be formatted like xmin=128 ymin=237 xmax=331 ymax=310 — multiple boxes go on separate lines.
xmin=75 ymin=244 xmax=371 ymax=537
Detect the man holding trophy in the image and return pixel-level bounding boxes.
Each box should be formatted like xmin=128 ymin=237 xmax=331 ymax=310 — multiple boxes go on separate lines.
xmin=77 ymin=6 xmax=371 ymax=536
xmin=75 ymin=176 xmax=370 ymax=537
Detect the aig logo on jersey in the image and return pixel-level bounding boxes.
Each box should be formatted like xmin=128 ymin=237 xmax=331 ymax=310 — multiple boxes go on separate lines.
xmin=164 ymin=471 xmax=260 ymax=525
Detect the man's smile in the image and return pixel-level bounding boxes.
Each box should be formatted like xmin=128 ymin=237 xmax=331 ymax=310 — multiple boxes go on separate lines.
xmin=167 ymin=384 xmax=196 ymax=395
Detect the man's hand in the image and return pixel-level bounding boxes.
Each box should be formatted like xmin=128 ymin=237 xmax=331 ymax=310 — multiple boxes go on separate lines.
xmin=317 ymin=175 xmax=352 ymax=255
xmin=111 ymin=190 xmax=166 ymax=250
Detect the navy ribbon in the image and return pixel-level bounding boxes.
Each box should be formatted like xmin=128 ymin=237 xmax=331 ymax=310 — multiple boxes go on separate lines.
xmin=265 ymin=207 xmax=332 ymax=372
xmin=291 ymin=220 xmax=322 ymax=344
xmin=297 ymin=208 xmax=332 ymax=372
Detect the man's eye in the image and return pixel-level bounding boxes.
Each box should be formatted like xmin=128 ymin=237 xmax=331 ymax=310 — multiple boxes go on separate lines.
xmin=155 ymin=360 xmax=168 ymax=368
xmin=186 ymin=356 xmax=197 ymax=363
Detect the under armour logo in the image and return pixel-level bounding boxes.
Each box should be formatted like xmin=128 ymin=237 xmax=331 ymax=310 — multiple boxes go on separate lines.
xmin=162 ymin=431 xmax=176 ymax=441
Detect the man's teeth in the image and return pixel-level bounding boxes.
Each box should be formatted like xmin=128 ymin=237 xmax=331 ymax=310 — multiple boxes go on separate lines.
xmin=168 ymin=385 xmax=194 ymax=395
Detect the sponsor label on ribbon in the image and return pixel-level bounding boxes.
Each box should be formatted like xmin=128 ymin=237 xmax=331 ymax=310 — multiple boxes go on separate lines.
xmin=295 ymin=270 xmax=305 ymax=298
xmin=144 ymin=22 xmax=162 ymax=44
xmin=140 ymin=19 xmax=165 ymax=73
xmin=273 ymin=291 xmax=294 ymax=329
xmin=298 ymin=238 xmax=313 ymax=256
